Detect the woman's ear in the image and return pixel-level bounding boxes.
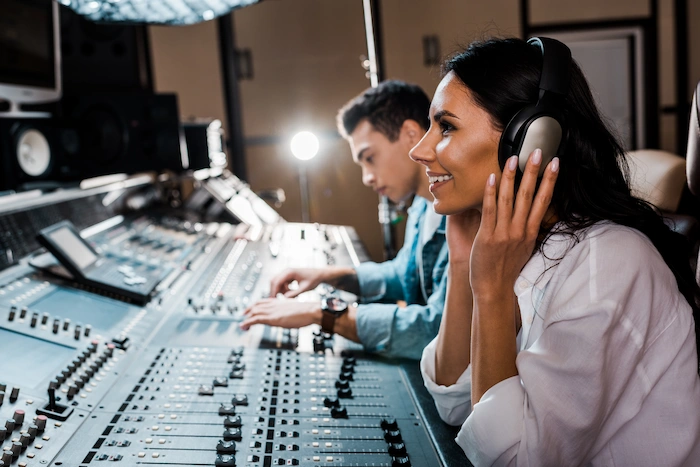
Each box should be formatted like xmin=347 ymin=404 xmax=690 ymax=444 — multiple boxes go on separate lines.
xmin=400 ymin=119 xmax=425 ymax=146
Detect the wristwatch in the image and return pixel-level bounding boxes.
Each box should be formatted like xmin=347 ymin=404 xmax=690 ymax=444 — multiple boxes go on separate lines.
xmin=320 ymin=296 xmax=348 ymax=334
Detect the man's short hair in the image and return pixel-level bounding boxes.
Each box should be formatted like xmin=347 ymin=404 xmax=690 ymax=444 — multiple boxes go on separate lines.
xmin=337 ymin=80 xmax=430 ymax=142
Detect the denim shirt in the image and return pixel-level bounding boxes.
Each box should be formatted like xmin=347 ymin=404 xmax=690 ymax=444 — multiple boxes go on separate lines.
xmin=354 ymin=196 xmax=448 ymax=360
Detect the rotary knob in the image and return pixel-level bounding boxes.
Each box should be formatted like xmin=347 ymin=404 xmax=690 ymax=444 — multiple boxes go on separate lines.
xmin=35 ymin=415 xmax=47 ymax=432
xmin=5 ymin=418 xmax=15 ymax=432
xmin=0 ymin=451 xmax=10 ymax=464
xmin=12 ymin=410 xmax=24 ymax=425
xmin=19 ymin=432 xmax=30 ymax=449
xmin=0 ymin=427 xmax=6 ymax=441
xmin=10 ymin=441 xmax=21 ymax=457
xmin=9 ymin=387 xmax=19 ymax=402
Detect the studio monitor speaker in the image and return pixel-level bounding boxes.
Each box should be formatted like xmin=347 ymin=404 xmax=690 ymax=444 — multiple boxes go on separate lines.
xmin=0 ymin=118 xmax=70 ymax=192
xmin=56 ymin=92 xmax=187 ymax=178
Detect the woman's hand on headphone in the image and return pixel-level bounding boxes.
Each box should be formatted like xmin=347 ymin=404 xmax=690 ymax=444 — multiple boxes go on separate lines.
xmin=469 ymin=148 xmax=559 ymax=300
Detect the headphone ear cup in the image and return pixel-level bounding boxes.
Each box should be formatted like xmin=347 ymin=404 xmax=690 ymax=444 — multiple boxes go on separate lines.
xmin=499 ymin=106 xmax=539 ymax=171
xmin=499 ymin=106 xmax=563 ymax=176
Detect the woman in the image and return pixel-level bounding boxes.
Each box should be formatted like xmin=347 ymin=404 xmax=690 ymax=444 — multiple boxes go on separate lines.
xmin=410 ymin=37 xmax=700 ymax=466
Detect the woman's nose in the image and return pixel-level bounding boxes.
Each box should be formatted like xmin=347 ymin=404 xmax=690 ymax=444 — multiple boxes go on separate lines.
xmin=409 ymin=135 xmax=434 ymax=166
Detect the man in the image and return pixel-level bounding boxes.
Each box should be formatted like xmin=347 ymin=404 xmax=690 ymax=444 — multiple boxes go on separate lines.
xmin=241 ymin=80 xmax=447 ymax=360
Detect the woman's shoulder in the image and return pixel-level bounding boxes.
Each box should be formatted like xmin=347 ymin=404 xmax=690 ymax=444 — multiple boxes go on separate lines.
xmin=551 ymin=221 xmax=661 ymax=266
xmin=546 ymin=221 xmax=677 ymax=305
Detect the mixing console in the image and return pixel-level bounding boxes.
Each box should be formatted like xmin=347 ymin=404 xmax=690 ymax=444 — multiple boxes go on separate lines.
xmin=0 ymin=175 xmax=467 ymax=467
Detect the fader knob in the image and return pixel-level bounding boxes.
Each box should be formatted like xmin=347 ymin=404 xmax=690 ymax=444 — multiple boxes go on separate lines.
xmin=30 ymin=313 xmax=38 ymax=327
xmin=63 ymin=319 xmax=70 ymax=331
xmin=223 ymin=416 xmax=242 ymax=428
xmin=381 ymin=418 xmax=399 ymax=431
xmin=74 ymin=326 xmax=82 ymax=340
xmin=219 ymin=404 xmax=236 ymax=416
xmin=388 ymin=442 xmax=407 ymax=457
xmin=41 ymin=313 xmax=49 ymax=325
xmin=384 ymin=429 xmax=402 ymax=443
xmin=223 ymin=427 xmax=242 ymax=441
xmin=323 ymin=397 xmax=340 ymax=408
xmin=52 ymin=319 xmax=59 ymax=334
xmin=216 ymin=440 xmax=237 ymax=454
xmin=337 ymin=387 xmax=352 ymax=398
xmin=215 ymin=454 xmax=236 ymax=467
xmin=19 ymin=307 xmax=27 ymax=319
xmin=392 ymin=456 xmax=411 ymax=467
xmin=335 ymin=380 xmax=349 ymax=390
xmin=7 ymin=308 xmax=15 ymax=321
xmin=0 ymin=383 xmax=6 ymax=392
xmin=0 ymin=392 xmax=4 ymax=405
xmin=330 ymin=407 xmax=348 ymax=419
xmin=338 ymin=371 xmax=354 ymax=381
xmin=84 ymin=325 xmax=92 ymax=337
xmin=9 ymin=387 xmax=19 ymax=402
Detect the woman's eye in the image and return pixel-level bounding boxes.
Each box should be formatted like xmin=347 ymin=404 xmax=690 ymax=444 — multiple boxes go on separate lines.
xmin=365 ymin=156 xmax=373 ymax=164
xmin=439 ymin=121 xmax=454 ymax=135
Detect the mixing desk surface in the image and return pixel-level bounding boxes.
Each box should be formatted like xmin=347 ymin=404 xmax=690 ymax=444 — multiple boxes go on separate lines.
xmin=0 ymin=175 xmax=468 ymax=467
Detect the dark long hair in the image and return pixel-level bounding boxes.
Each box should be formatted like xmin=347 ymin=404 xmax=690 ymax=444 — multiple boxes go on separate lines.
xmin=446 ymin=37 xmax=700 ymax=368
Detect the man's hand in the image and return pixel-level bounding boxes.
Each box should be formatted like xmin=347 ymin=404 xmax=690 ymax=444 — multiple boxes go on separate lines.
xmin=269 ymin=268 xmax=328 ymax=298
xmin=240 ymin=297 xmax=322 ymax=330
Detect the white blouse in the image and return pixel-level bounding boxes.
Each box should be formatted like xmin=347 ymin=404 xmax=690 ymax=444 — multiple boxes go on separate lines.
xmin=421 ymin=222 xmax=700 ymax=466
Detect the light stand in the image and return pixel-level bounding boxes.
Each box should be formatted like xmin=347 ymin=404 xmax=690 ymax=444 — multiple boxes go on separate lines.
xmin=290 ymin=131 xmax=319 ymax=223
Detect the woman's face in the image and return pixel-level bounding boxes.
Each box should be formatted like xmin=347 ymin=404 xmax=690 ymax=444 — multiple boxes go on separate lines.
xmin=410 ymin=71 xmax=502 ymax=215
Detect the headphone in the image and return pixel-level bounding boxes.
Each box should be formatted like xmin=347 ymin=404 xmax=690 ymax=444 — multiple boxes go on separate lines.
xmin=498 ymin=37 xmax=572 ymax=176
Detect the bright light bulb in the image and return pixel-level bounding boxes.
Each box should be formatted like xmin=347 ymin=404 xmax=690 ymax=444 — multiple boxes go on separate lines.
xmin=290 ymin=131 xmax=319 ymax=161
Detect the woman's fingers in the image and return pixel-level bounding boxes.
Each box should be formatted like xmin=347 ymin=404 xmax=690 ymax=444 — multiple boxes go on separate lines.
xmin=526 ymin=157 xmax=559 ymax=237
xmin=480 ymin=173 xmax=498 ymax=233
xmin=496 ymin=155 xmax=518 ymax=229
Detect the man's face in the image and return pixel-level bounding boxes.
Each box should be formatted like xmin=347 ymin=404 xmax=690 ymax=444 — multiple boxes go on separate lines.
xmin=348 ymin=119 xmax=422 ymax=204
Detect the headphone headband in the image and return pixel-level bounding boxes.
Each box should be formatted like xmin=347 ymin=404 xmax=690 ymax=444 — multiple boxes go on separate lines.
xmin=527 ymin=37 xmax=571 ymax=98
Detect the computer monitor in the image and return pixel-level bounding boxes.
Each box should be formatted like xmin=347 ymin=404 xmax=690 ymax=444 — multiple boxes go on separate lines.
xmin=0 ymin=0 xmax=61 ymax=116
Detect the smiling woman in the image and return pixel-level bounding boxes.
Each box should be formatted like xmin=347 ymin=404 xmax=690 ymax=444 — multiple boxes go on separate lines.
xmin=418 ymin=37 xmax=700 ymax=467
xmin=410 ymin=75 xmax=502 ymax=215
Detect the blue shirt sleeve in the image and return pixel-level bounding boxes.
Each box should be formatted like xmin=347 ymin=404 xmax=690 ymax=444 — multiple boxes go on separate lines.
xmin=354 ymin=198 xmax=424 ymax=303
xmin=356 ymin=244 xmax=449 ymax=360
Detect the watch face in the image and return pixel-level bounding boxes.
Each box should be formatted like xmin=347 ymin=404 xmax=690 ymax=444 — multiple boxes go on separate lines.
xmin=324 ymin=297 xmax=348 ymax=314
